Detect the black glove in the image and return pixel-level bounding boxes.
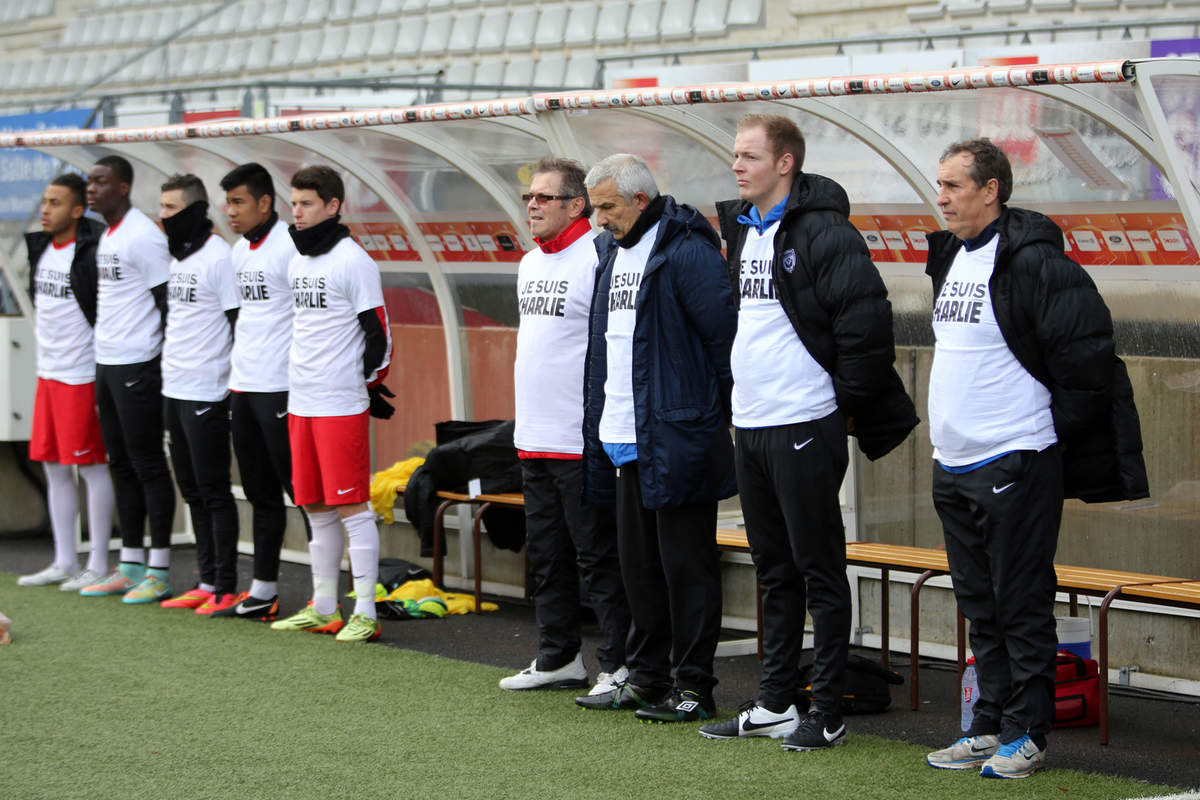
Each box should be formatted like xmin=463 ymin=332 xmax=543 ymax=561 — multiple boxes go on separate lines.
xmin=368 ymin=383 xmax=396 ymax=420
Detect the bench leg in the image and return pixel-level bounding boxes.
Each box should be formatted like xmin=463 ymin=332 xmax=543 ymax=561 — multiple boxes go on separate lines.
xmin=1099 ymin=587 xmax=1121 ymax=745
xmin=880 ymin=567 xmax=890 ymax=670
xmin=472 ymin=502 xmax=492 ymax=613
xmin=910 ymin=569 xmax=937 ymax=711
xmin=956 ymin=606 xmax=966 ymax=688
xmin=432 ymin=499 xmax=455 ymax=589
xmin=1069 ymin=591 xmax=1078 ymax=617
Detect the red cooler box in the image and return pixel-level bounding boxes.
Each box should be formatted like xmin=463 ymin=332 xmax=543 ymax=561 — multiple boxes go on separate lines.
xmin=1054 ymin=650 xmax=1100 ymax=728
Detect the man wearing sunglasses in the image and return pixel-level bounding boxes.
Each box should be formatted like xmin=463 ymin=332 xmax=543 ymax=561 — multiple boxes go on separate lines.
xmin=500 ymin=157 xmax=631 ymax=698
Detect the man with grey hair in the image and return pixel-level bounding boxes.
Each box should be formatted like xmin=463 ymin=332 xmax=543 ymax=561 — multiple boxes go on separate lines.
xmin=574 ymin=154 xmax=737 ymax=724
xmin=500 ymin=156 xmax=631 ymax=696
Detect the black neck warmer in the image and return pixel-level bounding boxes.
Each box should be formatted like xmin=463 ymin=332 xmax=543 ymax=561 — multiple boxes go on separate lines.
xmin=289 ymin=215 xmax=351 ymax=257
xmin=244 ymin=210 xmax=279 ymax=245
xmin=162 ymin=201 xmax=213 ymax=261
xmin=616 ymin=193 xmax=667 ymax=249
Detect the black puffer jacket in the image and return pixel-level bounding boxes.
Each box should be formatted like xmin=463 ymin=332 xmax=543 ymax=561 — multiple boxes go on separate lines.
xmin=716 ymin=172 xmax=918 ymax=461
xmin=25 ymin=216 xmax=105 ymax=325
xmin=925 ymin=206 xmax=1149 ymax=502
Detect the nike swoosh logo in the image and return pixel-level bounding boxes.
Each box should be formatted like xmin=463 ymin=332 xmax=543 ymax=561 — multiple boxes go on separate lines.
xmin=992 ymin=482 xmax=1016 ymax=494
xmin=73 ymin=449 xmax=91 ymax=456
xmin=793 ymin=437 xmax=815 ymax=451
xmin=124 ymin=380 xmax=140 ymax=387
xmin=743 ymin=717 xmax=794 ymax=731
xmin=336 ymin=488 xmax=354 ymax=495
xmin=276 ymin=411 xmax=288 ymax=419
xmin=235 ymin=599 xmax=273 ymax=613
xmin=824 ymin=724 xmax=846 ymax=742
xmin=195 ymin=407 xmax=212 ymax=416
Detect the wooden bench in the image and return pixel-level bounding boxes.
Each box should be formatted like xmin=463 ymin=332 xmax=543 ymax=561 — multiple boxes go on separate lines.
xmin=431 ymin=490 xmax=526 ymax=613
xmin=714 ymin=529 xmax=1198 ymax=745
xmin=416 ymin=488 xmax=1195 ymax=744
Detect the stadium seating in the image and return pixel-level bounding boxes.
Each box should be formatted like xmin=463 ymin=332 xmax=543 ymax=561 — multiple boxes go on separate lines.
xmin=0 ymin=0 xmax=1190 ymax=103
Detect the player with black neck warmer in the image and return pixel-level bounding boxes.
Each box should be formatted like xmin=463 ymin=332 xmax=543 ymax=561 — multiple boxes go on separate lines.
xmin=79 ymin=155 xmax=176 ymax=603
xmin=575 ymin=153 xmax=736 ymax=725
xmin=271 ymin=165 xmax=394 ymax=644
xmin=211 ymin=163 xmax=305 ymax=621
xmin=147 ymin=173 xmax=242 ymax=614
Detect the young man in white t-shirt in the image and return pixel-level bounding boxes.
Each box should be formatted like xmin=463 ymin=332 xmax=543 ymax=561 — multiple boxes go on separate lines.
xmin=499 ymin=157 xmax=630 ymax=695
xmin=18 ymin=174 xmax=116 ymax=592
xmin=211 ymin=162 xmax=303 ymax=621
xmin=923 ymin=139 xmax=1146 ymax=779
xmin=269 ymin=165 xmax=393 ymax=644
xmin=130 ymin=174 xmax=241 ymax=611
xmin=707 ymin=115 xmax=916 ymax=750
xmin=80 ymin=155 xmax=177 ymax=601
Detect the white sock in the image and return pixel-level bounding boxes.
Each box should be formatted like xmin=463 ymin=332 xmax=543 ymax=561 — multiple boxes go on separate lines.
xmin=199 ymin=583 xmax=216 ymax=593
xmin=79 ymin=464 xmax=114 ymax=575
xmin=43 ymin=462 xmax=80 ymax=572
xmin=343 ymin=509 xmax=380 ymax=620
xmin=250 ymin=579 xmax=277 ymax=599
xmin=147 ymin=547 xmax=170 ymax=570
xmin=120 ymin=547 xmax=144 ymax=565
xmin=308 ymin=510 xmax=343 ymax=616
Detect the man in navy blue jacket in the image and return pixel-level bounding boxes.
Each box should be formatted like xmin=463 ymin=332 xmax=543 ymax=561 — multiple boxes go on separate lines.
xmin=575 ymin=153 xmax=737 ymax=723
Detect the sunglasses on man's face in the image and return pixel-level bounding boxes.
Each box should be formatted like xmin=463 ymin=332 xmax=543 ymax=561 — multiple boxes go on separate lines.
xmin=522 ymin=193 xmax=576 ymax=205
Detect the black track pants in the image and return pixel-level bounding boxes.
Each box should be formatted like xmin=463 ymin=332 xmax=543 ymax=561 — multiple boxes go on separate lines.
xmin=735 ymin=411 xmax=851 ymax=713
xmin=94 ymin=358 xmax=175 ymax=551
xmin=933 ymin=447 xmax=1063 ymax=744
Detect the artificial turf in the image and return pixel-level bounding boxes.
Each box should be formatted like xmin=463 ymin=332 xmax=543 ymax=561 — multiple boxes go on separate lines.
xmin=0 ymin=572 xmax=1185 ymax=800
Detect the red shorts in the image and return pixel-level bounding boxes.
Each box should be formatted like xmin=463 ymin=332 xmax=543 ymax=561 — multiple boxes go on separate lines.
xmin=288 ymin=412 xmax=370 ymax=507
xmin=29 ymin=378 xmax=107 ymax=465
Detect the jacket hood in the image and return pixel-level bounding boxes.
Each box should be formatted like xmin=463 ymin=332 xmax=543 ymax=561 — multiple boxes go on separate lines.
xmin=996 ymin=206 xmax=1065 ymax=253
xmin=784 ymin=172 xmax=851 ymax=218
xmin=596 ymin=194 xmax=721 ymax=255
xmin=25 ymin=215 xmax=105 ymax=252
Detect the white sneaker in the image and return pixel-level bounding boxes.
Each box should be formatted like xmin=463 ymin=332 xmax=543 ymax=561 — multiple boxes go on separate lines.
xmin=61 ymin=569 xmax=107 ymax=592
xmin=980 ymin=735 xmax=1045 ymax=779
xmin=589 ymin=665 xmax=629 ymax=696
xmin=17 ymin=565 xmax=73 ymax=586
xmin=699 ymin=701 xmax=801 ymax=739
xmin=498 ymin=652 xmax=588 ymax=691
xmin=926 ymin=734 xmax=1000 ymax=770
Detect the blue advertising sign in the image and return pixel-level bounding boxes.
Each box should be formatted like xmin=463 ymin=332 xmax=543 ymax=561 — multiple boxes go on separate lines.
xmin=0 ymin=108 xmax=94 ymax=220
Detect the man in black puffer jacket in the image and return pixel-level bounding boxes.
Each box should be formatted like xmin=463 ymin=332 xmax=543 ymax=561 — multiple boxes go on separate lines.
xmin=922 ymin=138 xmax=1147 ymax=780
xmin=703 ymin=114 xmax=917 ymax=753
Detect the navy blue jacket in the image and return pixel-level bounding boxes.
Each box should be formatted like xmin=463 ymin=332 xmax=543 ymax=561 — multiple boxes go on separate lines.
xmin=582 ymin=196 xmax=738 ymax=509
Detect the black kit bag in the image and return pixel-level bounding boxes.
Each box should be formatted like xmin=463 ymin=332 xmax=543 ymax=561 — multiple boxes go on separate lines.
xmin=798 ymin=653 xmax=905 ymax=714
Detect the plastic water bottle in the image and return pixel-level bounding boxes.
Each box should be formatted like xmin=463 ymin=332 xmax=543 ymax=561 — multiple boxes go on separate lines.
xmin=960 ymin=657 xmax=979 ymax=732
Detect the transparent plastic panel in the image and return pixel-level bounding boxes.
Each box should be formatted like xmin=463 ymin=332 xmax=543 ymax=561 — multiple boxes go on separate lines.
xmin=1150 ymin=75 xmax=1200 ymax=203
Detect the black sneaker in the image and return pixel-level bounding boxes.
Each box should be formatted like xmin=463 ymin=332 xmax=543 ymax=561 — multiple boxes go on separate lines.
xmin=634 ymin=689 xmax=715 ymax=723
xmin=575 ymin=682 xmax=664 ymax=710
xmin=210 ymin=592 xmax=280 ymax=621
xmin=781 ymin=708 xmax=846 ymax=751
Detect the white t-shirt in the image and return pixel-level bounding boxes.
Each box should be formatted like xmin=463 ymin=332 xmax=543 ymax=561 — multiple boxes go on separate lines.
xmin=229 ymin=219 xmax=297 ymax=393
xmin=513 ymin=228 xmax=597 ymax=454
xmin=928 ymin=235 xmax=1058 ymax=466
xmin=162 ymin=235 xmax=240 ymax=402
xmin=33 ymin=241 xmax=94 ymax=383
xmin=731 ymin=222 xmax=837 ymax=428
xmin=33 ymin=239 xmax=95 ymax=384
xmin=288 ymin=236 xmax=388 ymax=417
xmin=95 ymin=207 xmax=171 ymax=365
xmin=598 ymin=222 xmax=658 ymax=445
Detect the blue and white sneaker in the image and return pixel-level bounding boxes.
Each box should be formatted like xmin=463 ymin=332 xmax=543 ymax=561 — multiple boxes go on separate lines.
xmin=926 ymin=734 xmax=1000 ymax=769
xmin=980 ymin=734 xmax=1045 ymax=779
